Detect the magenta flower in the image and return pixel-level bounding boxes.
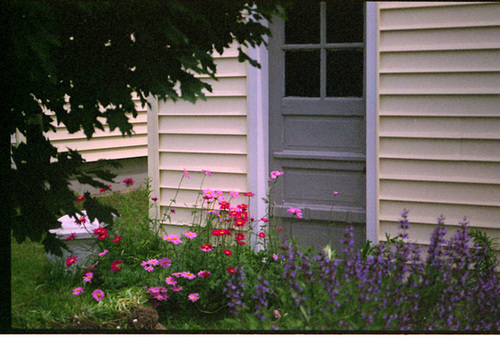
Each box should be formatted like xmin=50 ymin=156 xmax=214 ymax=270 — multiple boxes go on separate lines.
xmin=83 ymin=272 xmax=93 ymax=282
xmin=165 ymin=276 xmax=177 ymax=285
xmin=287 ymin=207 xmax=303 ymax=219
xmin=123 ymin=178 xmax=134 ymax=187
xmin=159 ymin=257 xmax=171 ymax=268
xmin=188 ymin=293 xmax=200 ymax=303
xmin=111 ymin=260 xmax=123 ymax=272
xmin=73 ymin=287 xmax=84 ymax=295
xmin=200 ymin=244 xmax=213 ymax=252
xmin=201 ymin=169 xmax=212 ymax=176
xmin=151 ymin=197 xmax=158 ymax=201
xmin=197 ymin=270 xmax=211 ymax=278
xmin=99 ymin=185 xmax=111 ymax=193
xmin=171 ymin=285 xmax=183 ymax=292
xmin=66 ymin=256 xmax=78 ymax=267
xmin=112 ymin=236 xmax=122 ymax=243
xmin=74 ymin=215 xmax=87 ymax=225
xmin=270 ymin=170 xmax=284 ymax=179
xmin=92 ymin=289 xmax=105 ymax=302
xmin=99 ymin=249 xmax=108 ymax=257
xmin=243 ymin=192 xmax=255 ymax=197
xmin=144 ymin=265 xmax=154 ymax=272
xmin=272 ymin=253 xmax=279 ymax=261
xmin=183 ymin=231 xmax=197 ymax=239
xmin=183 ymin=168 xmax=190 ymax=178
xmin=258 ymin=232 xmax=266 ymax=239
xmin=229 ymin=191 xmax=239 ymax=199
xmin=66 ymin=233 xmax=77 ymax=241
xmin=76 ymin=195 xmax=85 ymax=202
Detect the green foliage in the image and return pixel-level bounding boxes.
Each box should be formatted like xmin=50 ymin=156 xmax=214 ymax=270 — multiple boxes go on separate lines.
xmin=5 ymin=0 xmax=283 ymax=255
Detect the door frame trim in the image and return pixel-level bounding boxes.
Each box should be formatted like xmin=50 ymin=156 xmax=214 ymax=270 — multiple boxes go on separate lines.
xmin=247 ymin=2 xmax=378 ymax=244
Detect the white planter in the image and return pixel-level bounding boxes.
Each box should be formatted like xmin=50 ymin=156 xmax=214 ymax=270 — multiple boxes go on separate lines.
xmin=47 ymin=211 xmax=106 ymax=267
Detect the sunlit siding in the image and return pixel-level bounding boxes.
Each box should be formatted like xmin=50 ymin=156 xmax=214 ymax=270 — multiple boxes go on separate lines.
xmin=378 ymin=2 xmax=500 ymax=245
xmin=45 ymin=94 xmax=148 ymax=162
xmin=149 ymin=44 xmax=250 ymax=228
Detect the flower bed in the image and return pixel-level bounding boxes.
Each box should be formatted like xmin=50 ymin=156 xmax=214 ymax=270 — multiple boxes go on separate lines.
xmin=56 ymin=171 xmax=500 ymax=332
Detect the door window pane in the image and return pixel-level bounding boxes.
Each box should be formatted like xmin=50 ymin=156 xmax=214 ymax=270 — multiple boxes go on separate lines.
xmin=326 ymin=1 xmax=364 ymax=43
xmin=285 ymin=1 xmax=320 ymax=44
xmin=285 ymin=51 xmax=321 ymax=97
xmin=326 ymin=50 xmax=363 ymax=97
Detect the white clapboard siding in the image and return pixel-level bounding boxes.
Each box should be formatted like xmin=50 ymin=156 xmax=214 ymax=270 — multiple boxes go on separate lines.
xmin=378 ymin=2 xmax=500 ymax=246
xmin=149 ymin=43 xmax=250 ymax=228
xmin=45 ymin=95 xmax=148 ymax=162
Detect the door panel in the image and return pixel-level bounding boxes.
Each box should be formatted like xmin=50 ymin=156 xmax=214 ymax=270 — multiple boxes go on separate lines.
xmin=268 ymin=1 xmax=366 ymax=249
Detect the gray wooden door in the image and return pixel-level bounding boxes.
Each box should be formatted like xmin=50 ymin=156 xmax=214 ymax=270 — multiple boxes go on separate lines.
xmin=268 ymin=1 xmax=366 ymax=249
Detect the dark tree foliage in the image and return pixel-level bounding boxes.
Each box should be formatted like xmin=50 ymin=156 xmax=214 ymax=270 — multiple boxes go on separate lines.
xmin=4 ymin=0 xmax=283 ymax=255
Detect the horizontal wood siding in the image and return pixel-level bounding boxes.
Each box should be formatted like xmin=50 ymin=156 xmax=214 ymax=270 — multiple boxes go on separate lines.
xmin=378 ymin=2 xmax=500 ymax=245
xmin=45 ymin=96 xmax=148 ymax=162
xmin=154 ymin=44 xmax=250 ymax=227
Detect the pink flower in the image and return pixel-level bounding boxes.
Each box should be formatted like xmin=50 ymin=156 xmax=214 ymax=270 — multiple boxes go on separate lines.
xmin=83 ymin=272 xmax=93 ymax=282
xmin=151 ymin=197 xmax=158 ymax=201
xmin=188 ymin=293 xmax=200 ymax=302
xmin=163 ymin=234 xmax=182 ymax=245
xmin=200 ymin=244 xmax=213 ymax=252
xmin=226 ymin=267 xmax=236 ymax=274
xmin=203 ymin=189 xmax=215 ymax=200
xmin=270 ymin=171 xmax=284 ymax=179
xmin=182 ymin=271 xmax=196 ymax=280
xmin=123 ymin=178 xmax=134 ymax=187
xmin=171 ymin=272 xmax=183 ymax=277
xmin=171 ymin=285 xmax=183 ymax=292
xmin=229 ymin=191 xmax=239 ymax=199
xmin=73 ymin=287 xmax=84 ymax=295
xmin=159 ymin=257 xmax=171 ymax=268
xmin=92 ymin=289 xmax=105 ymax=302
xmin=144 ymin=265 xmax=154 ymax=272
xmin=111 ymin=260 xmax=123 ymax=272
xmin=76 ymin=195 xmax=85 ymax=202
xmin=223 ymin=249 xmax=232 ymax=257
xmin=333 ymin=191 xmax=338 ymax=195
xmin=165 ymin=276 xmax=177 ymax=285
xmin=272 ymin=253 xmax=279 ymax=261
xmin=66 ymin=233 xmax=77 ymax=241
xmin=66 ymin=256 xmax=78 ymax=267
xmin=99 ymin=249 xmax=108 ymax=257
xmin=260 ymin=218 xmax=269 ymax=222
xmin=112 ymin=236 xmax=122 ymax=243
xmin=258 ymin=232 xmax=266 ymax=239
xmin=287 ymin=207 xmax=303 ymax=219
xmin=183 ymin=168 xmax=190 ymax=178
xmin=201 ymin=169 xmax=212 ymax=176
xmin=216 ymin=190 xmax=225 ymax=200
xmin=147 ymin=258 xmax=159 ymax=266
xmin=183 ymin=231 xmax=197 ymax=239
xmin=197 ymin=270 xmax=211 ymax=278
xmin=274 ymin=310 xmax=282 ymax=319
